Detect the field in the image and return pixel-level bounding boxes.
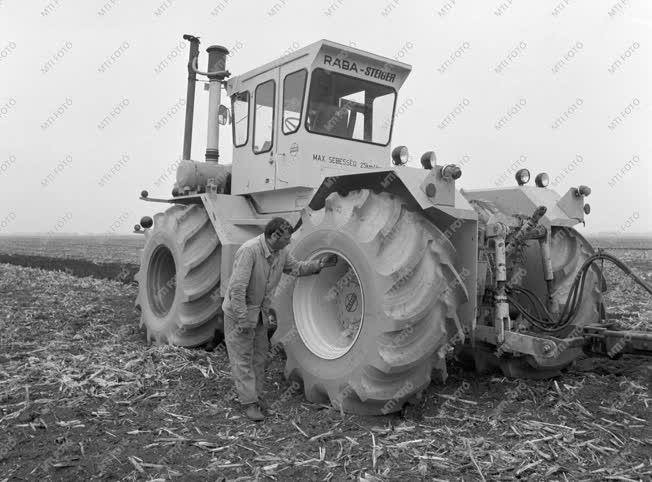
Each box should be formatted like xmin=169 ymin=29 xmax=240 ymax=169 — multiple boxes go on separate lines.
xmin=0 ymin=235 xmax=650 ymax=481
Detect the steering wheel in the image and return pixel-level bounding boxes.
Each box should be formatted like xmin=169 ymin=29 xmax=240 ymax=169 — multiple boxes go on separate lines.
xmin=284 ymin=116 xmax=300 ymax=132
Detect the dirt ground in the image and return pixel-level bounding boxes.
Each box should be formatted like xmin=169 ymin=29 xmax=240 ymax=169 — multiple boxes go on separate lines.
xmin=0 ymin=242 xmax=651 ymax=481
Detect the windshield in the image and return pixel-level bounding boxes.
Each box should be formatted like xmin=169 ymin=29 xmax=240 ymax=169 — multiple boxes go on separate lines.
xmin=305 ymin=68 xmax=396 ymax=145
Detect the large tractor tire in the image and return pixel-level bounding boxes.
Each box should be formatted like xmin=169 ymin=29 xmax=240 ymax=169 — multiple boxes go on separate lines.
xmin=272 ymin=190 xmax=467 ymax=415
xmin=135 ymin=204 xmax=222 ymax=346
xmin=519 ymin=226 xmax=603 ymax=337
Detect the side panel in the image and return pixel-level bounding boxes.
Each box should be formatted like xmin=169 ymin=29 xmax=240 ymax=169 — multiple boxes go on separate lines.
xmin=461 ymin=186 xmax=586 ymax=227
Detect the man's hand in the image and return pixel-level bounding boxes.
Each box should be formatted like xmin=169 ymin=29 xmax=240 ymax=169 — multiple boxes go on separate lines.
xmin=318 ymin=253 xmax=338 ymax=270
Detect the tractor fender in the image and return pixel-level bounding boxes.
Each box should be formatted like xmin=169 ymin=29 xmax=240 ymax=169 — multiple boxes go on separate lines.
xmin=307 ymin=167 xmax=479 ymax=333
xmin=460 ymin=186 xmax=587 ymax=228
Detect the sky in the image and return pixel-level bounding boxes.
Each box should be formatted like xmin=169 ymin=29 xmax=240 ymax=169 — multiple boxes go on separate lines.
xmin=0 ymin=0 xmax=650 ymax=235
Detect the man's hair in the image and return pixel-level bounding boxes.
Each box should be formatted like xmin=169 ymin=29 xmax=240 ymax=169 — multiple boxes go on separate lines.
xmin=264 ymin=217 xmax=293 ymax=238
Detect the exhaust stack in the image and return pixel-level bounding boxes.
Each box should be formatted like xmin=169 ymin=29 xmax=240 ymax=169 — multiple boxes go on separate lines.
xmin=182 ymin=34 xmax=200 ymax=161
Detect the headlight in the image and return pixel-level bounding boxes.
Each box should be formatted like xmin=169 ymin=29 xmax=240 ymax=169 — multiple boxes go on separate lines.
xmin=420 ymin=151 xmax=436 ymax=170
xmin=441 ymin=164 xmax=462 ymax=181
xmin=535 ymin=173 xmax=549 ymax=187
xmin=391 ymin=146 xmax=409 ymax=166
xmin=515 ymin=168 xmax=530 ymax=186
xmin=578 ymin=185 xmax=591 ymax=196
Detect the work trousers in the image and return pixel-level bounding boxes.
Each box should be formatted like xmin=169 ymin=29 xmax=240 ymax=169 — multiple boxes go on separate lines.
xmin=223 ymin=312 xmax=268 ymax=405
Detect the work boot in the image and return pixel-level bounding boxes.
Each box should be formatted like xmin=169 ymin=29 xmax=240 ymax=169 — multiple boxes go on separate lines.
xmin=244 ymin=403 xmax=265 ymax=421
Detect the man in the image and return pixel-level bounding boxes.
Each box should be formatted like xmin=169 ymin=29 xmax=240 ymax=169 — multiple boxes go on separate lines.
xmin=222 ymin=217 xmax=337 ymax=421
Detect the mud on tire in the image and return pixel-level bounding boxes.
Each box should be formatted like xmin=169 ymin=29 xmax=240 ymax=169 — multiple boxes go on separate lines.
xmin=135 ymin=204 xmax=222 ymax=346
xmin=272 ymin=190 xmax=467 ymax=415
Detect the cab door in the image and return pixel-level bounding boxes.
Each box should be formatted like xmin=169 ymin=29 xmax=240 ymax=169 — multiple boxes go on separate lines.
xmin=230 ymin=69 xmax=279 ymax=194
xmin=274 ymin=63 xmax=310 ymax=190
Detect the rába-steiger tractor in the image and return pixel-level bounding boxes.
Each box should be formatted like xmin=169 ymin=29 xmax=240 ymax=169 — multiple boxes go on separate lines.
xmin=135 ymin=36 xmax=652 ymax=415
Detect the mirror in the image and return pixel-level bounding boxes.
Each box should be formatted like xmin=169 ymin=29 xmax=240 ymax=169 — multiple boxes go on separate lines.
xmin=218 ymin=104 xmax=231 ymax=125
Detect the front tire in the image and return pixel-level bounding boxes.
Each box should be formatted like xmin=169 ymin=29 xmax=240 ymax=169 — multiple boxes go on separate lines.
xmin=273 ymin=190 xmax=467 ymax=415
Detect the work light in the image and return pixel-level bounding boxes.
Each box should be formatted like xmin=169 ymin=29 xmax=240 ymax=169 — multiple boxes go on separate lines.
xmin=515 ymin=169 xmax=530 ymax=186
xmin=535 ymin=173 xmax=549 ymax=187
xmin=391 ymin=146 xmax=409 ymax=166
xmin=420 ymin=151 xmax=436 ymax=170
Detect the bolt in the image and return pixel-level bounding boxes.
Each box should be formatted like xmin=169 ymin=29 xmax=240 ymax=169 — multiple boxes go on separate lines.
xmin=543 ymin=343 xmax=554 ymax=354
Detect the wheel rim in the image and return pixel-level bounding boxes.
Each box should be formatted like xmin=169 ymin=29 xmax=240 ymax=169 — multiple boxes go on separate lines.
xmin=147 ymin=245 xmax=177 ymax=317
xmin=293 ymin=250 xmax=364 ymax=360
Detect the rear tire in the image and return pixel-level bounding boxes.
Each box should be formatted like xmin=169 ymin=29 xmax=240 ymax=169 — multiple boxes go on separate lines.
xmin=135 ymin=204 xmax=222 ymax=346
xmin=273 ymin=190 xmax=467 ymax=415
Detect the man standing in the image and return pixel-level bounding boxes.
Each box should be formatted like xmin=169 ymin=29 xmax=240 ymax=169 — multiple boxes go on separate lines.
xmin=222 ymin=217 xmax=337 ymax=421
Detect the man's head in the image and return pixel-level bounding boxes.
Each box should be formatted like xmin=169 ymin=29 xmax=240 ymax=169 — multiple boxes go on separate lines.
xmin=264 ymin=217 xmax=293 ymax=251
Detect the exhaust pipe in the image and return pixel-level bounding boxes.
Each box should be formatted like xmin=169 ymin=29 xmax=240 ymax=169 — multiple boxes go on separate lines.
xmin=205 ymin=45 xmax=229 ymax=163
xmin=182 ymin=34 xmax=200 ymax=161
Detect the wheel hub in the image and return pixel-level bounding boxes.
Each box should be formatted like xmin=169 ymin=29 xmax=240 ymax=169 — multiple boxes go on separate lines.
xmin=293 ymin=250 xmax=364 ymax=359
xmin=147 ymin=245 xmax=177 ymax=317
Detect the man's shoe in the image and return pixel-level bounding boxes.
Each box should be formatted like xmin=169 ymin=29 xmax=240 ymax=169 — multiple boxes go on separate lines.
xmin=244 ymin=403 xmax=265 ymax=421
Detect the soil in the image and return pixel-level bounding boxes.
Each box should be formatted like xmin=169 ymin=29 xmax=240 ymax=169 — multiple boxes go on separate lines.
xmin=0 ymin=237 xmax=650 ymax=481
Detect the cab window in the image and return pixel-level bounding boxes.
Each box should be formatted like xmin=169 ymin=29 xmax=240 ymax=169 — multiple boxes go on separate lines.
xmin=306 ymin=68 xmax=396 ymax=145
xmin=282 ymin=70 xmax=307 ymax=135
xmin=231 ymin=91 xmax=249 ymax=147
xmin=253 ymin=80 xmax=275 ymax=154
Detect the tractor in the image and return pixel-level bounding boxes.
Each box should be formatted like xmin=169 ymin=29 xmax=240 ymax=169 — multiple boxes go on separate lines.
xmin=135 ymin=37 xmax=652 ymax=415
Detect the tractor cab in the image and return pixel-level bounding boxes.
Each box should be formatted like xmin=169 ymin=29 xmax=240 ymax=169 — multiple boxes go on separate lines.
xmin=225 ymin=40 xmax=411 ymax=209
